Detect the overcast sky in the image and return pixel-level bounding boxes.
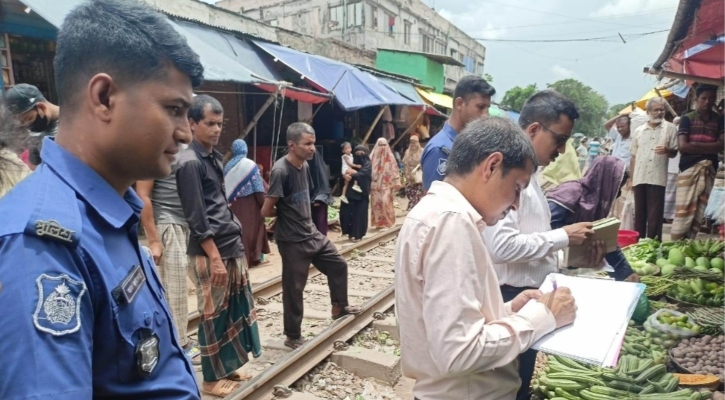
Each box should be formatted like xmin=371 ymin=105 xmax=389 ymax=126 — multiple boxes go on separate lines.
xmin=202 ymin=0 xmax=679 ymax=107
xmin=427 ymin=0 xmax=679 ymax=106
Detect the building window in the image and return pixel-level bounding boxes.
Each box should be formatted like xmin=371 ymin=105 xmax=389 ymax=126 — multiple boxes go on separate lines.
xmin=422 ymin=35 xmax=433 ymax=53
xmin=463 ymin=55 xmax=475 ymax=73
xmin=269 ymin=19 xmax=278 ymax=27
xmin=329 ymin=5 xmax=342 ymax=29
xmin=371 ymin=5 xmax=378 ymax=30
xmin=435 ymin=40 xmax=445 ymax=55
xmin=404 ymin=21 xmax=412 ymax=45
xmin=450 ymin=49 xmax=458 ymax=60
xmin=347 ymin=2 xmax=363 ymax=27
xmin=1 ymin=34 xmax=13 ymax=89
xmin=387 ymin=13 xmax=395 ymax=36
xmin=476 ymin=62 xmax=484 ymax=75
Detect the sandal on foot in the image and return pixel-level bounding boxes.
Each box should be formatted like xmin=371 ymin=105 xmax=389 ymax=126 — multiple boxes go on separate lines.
xmin=227 ymin=370 xmax=253 ymax=381
xmin=202 ymin=379 xmax=241 ymax=397
xmin=284 ymin=337 xmax=308 ymax=350
xmin=332 ymin=305 xmax=363 ymax=320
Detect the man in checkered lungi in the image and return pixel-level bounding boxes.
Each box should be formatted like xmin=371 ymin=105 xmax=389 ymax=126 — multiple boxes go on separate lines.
xmin=138 ymin=163 xmax=200 ymax=364
xmin=177 ymin=95 xmax=262 ymax=397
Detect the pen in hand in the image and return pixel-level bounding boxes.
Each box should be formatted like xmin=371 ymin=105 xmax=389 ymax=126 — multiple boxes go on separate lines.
xmin=552 ymin=275 xmax=558 ymax=292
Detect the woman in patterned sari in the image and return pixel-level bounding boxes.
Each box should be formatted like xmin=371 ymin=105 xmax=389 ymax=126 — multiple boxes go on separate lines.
xmin=370 ymin=138 xmax=401 ymax=230
xmin=224 ymin=139 xmax=270 ymax=267
xmin=402 ymin=135 xmax=423 ymax=210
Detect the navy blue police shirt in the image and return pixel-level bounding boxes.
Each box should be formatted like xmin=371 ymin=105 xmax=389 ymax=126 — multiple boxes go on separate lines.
xmin=420 ymin=123 xmax=458 ymax=191
xmin=0 ymin=138 xmax=199 ymax=399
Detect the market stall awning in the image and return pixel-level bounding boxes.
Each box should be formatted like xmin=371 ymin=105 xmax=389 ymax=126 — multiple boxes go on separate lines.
xmin=376 ymin=76 xmax=446 ymax=117
xmin=647 ymin=0 xmax=724 ymax=84
xmin=665 ymin=36 xmax=725 ymax=82
xmin=618 ymin=88 xmax=676 ymax=114
xmin=17 ymin=0 xmax=80 ymax=28
xmin=415 ymin=88 xmax=453 ymax=109
xmin=173 ymin=21 xmax=330 ymax=104
xmin=253 ymin=40 xmax=419 ymax=111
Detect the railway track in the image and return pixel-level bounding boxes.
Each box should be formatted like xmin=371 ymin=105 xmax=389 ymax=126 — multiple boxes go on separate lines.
xmin=187 ymin=227 xmax=402 ymax=400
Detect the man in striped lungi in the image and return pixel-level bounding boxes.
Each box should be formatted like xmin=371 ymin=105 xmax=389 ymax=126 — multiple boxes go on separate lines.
xmin=177 ymin=95 xmax=262 ymax=397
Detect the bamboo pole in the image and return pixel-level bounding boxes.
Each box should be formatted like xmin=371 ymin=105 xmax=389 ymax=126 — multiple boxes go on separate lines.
xmin=361 ymin=106 xmax=386 ymax=145
xmin=240 ymin=92 xmax=277 ymax=139
xmin=391 ymin=107 xmax=425 ymax=148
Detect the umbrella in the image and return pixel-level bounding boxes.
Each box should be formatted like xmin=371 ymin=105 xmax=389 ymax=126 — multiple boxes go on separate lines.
xmin=572 ymin=133 xmax=585 ymax=138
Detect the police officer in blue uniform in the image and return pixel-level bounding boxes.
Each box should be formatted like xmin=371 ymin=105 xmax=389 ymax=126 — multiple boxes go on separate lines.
xmin=0 ymin=1 xmax=204 ymax=398
xmin=420 ymin=76 xmax=496 ymax=191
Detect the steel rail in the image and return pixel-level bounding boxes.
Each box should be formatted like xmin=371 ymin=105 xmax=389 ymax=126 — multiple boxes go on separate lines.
xmin=187 ymin=226 xmax=401 ymax=334
xmin=225 ymin=285 xmax=396 ymax=400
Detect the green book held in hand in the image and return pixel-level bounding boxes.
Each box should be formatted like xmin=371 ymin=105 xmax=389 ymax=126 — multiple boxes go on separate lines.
xmin=567 ymin=217 xmax=621 ymax=268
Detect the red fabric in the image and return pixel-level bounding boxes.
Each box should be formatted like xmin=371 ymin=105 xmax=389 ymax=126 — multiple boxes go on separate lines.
xmin=388 ymin=17 xmax=395 ymax=27
xmin=667 ymin=42 xmax=724 ymax=80
xmin=256 ymin=83 xmax=329 ymax=104
xmin=681 ymin=0 xmax=724 ymax=50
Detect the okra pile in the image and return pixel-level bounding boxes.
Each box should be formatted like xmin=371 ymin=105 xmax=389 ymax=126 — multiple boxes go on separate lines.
xmin=533 ymin=354 xmax=714 ymax=400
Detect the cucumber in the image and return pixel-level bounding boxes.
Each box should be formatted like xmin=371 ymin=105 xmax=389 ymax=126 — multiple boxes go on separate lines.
xmin=580 ymin=389 xmax=619 ymax=400
xmin=606 ymin=379 xmax=645 ymax=393
xmin=554 ymin=387 xmax=580 ymax=400
xmin=545 ymin=372 xmax=605 ymax=387
xmin=634 ymin=364 xmax=666 ymax=384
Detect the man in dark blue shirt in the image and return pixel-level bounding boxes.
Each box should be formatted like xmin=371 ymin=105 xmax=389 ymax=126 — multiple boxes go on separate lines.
xmin=421 ymin=75 xmax=496 ymax=191
xmin=0 ymin=1 xmax=204 ymax=398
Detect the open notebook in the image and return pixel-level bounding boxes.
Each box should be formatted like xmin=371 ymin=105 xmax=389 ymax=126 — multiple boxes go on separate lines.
xmin=567 ymin=218 xmax=621 ymax=267
xmin=530 ymin=273 xmax=645 ymax=367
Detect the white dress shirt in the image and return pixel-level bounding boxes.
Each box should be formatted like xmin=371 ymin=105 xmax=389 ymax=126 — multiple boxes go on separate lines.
xmin=483 ymin=173 xmax=570 ymax=288
xmin=395 ymin=181 xmax=557 ymax=400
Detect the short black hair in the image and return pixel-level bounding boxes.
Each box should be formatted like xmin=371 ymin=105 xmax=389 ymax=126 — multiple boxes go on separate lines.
xmin=188 ymin=95 xmax=223 ymax=123
xmin=616 ymin=115 xmax=630 ymax=125
xmin=446 ymin=116 xmax=537 ymax=178
xmin=518 ymin=90 xmax=579 ymax=129
xmin=453 ymin=75 xmax=496 ymax=102
xmin=287 ymin=122 xmax=315 ymax=144
xmin=54 ymin=0 xmax=204 ymax=112
xmin=695 ymin=84 xmax=718 ymax=98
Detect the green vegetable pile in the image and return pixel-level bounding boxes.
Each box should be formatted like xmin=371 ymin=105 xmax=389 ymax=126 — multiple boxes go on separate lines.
xmin=667 ymin=278 xmax=724 ymax=307
xmin=687 ymin=308 xmax=725 ymax=336
xmin=646 ymin=311 xmax=701 ymax=339
xmin=327 ymin=207 xmax=339 ymax=221
xmin=533 ymin=354 xmax=714 ymax=399
xmin=622 ymin=321 xmax=668 ymax=363
xmin=624 ymin=239 xmax=724 ymax=278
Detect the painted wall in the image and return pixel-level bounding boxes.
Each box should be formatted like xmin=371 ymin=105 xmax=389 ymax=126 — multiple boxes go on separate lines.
xmin=375 ymin=50 xmax=443 ymax=91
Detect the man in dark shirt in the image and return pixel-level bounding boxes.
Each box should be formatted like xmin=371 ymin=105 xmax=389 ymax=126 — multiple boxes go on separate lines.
xmin=262 ymin=122 xmax=362 ymax=349
xmin=672 ymin=84 xmax=724 ymax=240
xmin=176 ymin=95 xmax=262 ymax=397
xmin=4 ymin=83 xmax=60 ymax=167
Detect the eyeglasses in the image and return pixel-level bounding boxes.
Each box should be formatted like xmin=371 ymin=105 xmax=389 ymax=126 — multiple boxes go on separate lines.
xmin=541 ymin=124 xmax=570 ymax=147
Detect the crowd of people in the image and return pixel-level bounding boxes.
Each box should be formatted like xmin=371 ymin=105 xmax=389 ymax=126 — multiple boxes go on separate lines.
xmin=0 ymin=1 xmax=722 ymax=399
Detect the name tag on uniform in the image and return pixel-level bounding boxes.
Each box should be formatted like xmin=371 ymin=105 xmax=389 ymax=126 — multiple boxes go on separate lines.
xmin=112 ymin=265 xmax=146 ymax=305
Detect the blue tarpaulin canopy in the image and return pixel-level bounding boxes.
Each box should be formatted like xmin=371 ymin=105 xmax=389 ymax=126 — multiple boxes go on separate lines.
xmin=18 ymin=0 xmax=271 ymax=86
xmin=254 ymin=40 xmax=421 ymax=111
xmin=172 ymin=21 xmax=329 ymax=103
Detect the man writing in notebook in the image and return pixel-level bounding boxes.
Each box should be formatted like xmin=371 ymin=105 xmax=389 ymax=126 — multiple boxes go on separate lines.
xmin=395 ymin=117 xmax=577 ymax=400
xmin=483 ymin=90 xmax=606 ymax=400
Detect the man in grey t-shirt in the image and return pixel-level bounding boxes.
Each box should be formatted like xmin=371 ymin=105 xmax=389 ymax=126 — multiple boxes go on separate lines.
xmin=262 ymin=123 xmax=362 ymax=349
xmin=137 ymin=161 xmax=200 ymax=363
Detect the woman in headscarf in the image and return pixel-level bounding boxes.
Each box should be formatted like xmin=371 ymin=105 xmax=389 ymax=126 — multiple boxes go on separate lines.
xmin=308 ymin=151 xmax=333 ymax=235
xmin=370 ymin=138 xmax=401 ymax=230
xmin=340 ymin=145 xmax=372 ymax=242
xmin=547 ymin=156 xmax=638 ymax=282
xmin=224 ymin=139 xmax=270 ymax=267
xmin=539 ymin=138 xmax=582 ymax=193
xmin=402 ymin=135 xmax=423 ymax=210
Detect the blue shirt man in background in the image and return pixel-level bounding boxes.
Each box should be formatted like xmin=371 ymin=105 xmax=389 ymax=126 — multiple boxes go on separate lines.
xmin=420 ymin=75 xmax=496 ymax=191
xmin=0 ymin=0 xmax=205 ymax=398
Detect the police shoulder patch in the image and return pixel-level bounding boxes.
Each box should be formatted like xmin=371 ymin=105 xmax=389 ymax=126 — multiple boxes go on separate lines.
xmin=437 ymin=158 xmax=447 ymax=176
xmin=34 ymin=274 xmax=87 ymax=336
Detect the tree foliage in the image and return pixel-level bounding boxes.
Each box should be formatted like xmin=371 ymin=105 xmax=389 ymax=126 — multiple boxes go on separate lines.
xmin=500 ymin=84 xmax=537 ymax=112
xmin=607 ymin=103 xmax=630 ymax=118
xmin=483 ymin=73 xmax=494 ymax=83
xmin=547 ymin=79 xmax=609 ymax=137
